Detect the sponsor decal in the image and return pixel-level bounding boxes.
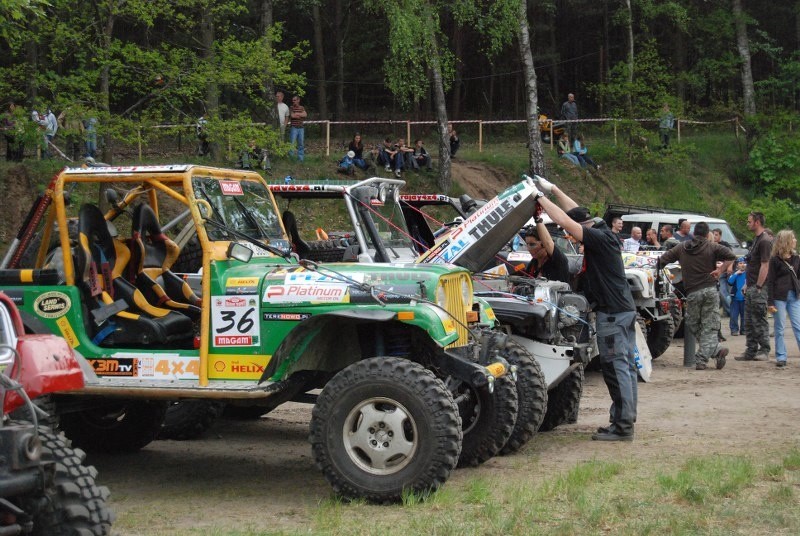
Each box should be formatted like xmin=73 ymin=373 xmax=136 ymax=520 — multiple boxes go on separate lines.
xmin=263 ymin=312 xmax=311 ymax=321
xmin=284 ymin=271 xmax=363 ymax=284
xmin=225 ymin=276 xmax=260 ymax=295
xmin=208 ymin=355 xmax=272 ymax=379
xmin=498 ymin=181 xmax=528 ymax=199
xmin=443 ymin=319 xmax=456 ymax=332
xmin=5 ymin=290 xmax=23 ymax=305
xmin=264 ymin=283 xmax=349 ymax=303
xmin=466 ymin=199 xmax=514 ymax=241
xmin=89 ymin=358 xmax=138 ymax=377
xmin=212 ymin=294 xmax=260 ymax=346
xmin=507 ymin=251 xmax=531 ymax=262
xmin=219 ymin=180 xmax=244 ymax=195
xmin=400 ymin=194 xmax=450 ymax=202
xmin=56 ymin=317 xmax=79 ymax=348
xmin=269 ymin=184 xmax=326 ymax=192
xmin=33 ymin=291 xmax=71 ymax=319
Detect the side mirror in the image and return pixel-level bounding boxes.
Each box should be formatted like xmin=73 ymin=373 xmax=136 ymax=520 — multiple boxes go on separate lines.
xmin=226 ymin=242 xmax=253 ymax=263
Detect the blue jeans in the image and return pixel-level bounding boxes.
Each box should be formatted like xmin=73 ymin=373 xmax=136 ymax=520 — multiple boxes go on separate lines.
xmin=719 ymin=275 xmax=731 ymax=315
xmin=773 ymin=290 xmax=800 ymax=363
xmin=730 ymin=299 xmax=745 ymax=334
xmin=596 ymin=310 xmax=638 ymax=435
xmin=289 ymin=127 xmax=304 ymax=162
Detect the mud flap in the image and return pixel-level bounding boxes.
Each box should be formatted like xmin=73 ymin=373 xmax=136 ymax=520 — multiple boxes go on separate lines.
xmin=634 ymin=321 xmax=652 ymax=382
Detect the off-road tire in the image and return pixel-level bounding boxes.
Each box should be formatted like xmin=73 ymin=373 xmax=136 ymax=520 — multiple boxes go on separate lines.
xmin=172 ymin=236 xmax=203 ymax=273
xmin=538 ymin=366 xmax=584 ymax=432
xmin=60 ymin=400 xmax=167 ymax=453
xmin=455 ymin=374 xmax=518 ymax=467
xmin=646 ymin=316 xmax=675 ymax=359
xmin=498 ymin=342 xmax=548 ymax=455
xmin=157 ymin=400 xmax=225 ymax=440
xmin=18 ymin=428 xmax=115 ymax=535
xmin=309 ymin=357 xmax=462 ymax=503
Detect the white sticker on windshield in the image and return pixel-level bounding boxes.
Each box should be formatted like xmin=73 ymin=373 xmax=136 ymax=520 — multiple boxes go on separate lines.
xmin=220 ymin=180 xmax=244 ymax=196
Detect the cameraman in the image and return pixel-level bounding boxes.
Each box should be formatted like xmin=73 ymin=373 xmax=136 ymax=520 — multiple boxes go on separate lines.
xmin=531 ymin=175 xmax=637 ymax=442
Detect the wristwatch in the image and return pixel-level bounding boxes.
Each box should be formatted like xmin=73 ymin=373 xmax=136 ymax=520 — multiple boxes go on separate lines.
xmin=534 ymin=217 xmax=543 ymax=224
xmin=534 ymin=191 xmax=545 ymax=199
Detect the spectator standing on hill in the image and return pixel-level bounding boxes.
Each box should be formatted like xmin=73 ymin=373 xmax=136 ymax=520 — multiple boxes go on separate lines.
xmin=729 ymin=258 xmax=747 ymax=336
xmin=736 ymin=211 xmax=773 ymax=362
xmin=561 ymin=93 xmax=579 ymax=141
xmin=448 ymin=124 xmax=460 ymax=158
xmin=196 ymin=116 xmax=210 ymax=157
xmin=288 ymin=95 xmax=307 ymax=162
xmin=766 ymin=230 xmax=800 ymax=368
xmin=657 ymin=222 xmax=736 ymax=370
xmin=533 ymin=176 xmax=637 ymax=442
xmin=275 ymin=91 xmax=290 ymax=141
xmin=84 ymin=116 xmax=98 ymax=158
xmin=658 ymin=103 xmax=675 ymax=149
xmin=43 ymin=108 xmax=58 ymax=157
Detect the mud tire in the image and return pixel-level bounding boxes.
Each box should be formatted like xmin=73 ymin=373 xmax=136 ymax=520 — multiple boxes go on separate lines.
xmin=18 ymin=429 xmax=115 ymax=535
xmin=157 ymin=400 xmax=224 ymax=440
xmin=646 ymin=315 xmax=675 ymax=359
xmin=454 ymin=374 xmax=518 ymax=467
xmin=539 ymin=366 xmax=584 ymax=432
xmin=498 ymin=342 xmax=548 ymax=455
xmin=60 ymin=399 xmax=167 ymax=453
xmin=310 ymin=357 xmax=461 ymax=503
xmin=172 ymin=236 xmax=203 ymax=273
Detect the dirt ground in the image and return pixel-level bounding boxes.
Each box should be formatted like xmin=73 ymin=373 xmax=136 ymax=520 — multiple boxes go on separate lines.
xmin=92 ymin=322 xmax=800 ymax=535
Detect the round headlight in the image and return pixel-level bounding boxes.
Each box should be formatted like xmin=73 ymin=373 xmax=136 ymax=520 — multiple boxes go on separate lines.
xmin=392 ymin=187 xmax=400 ymax=204
xmin=436 ymin=285 xmax=447 ymax=309
xmin=377 ymin=186 xmax=387 ymax=203
xmin=461 ymin=278 xmax=471 ymax=305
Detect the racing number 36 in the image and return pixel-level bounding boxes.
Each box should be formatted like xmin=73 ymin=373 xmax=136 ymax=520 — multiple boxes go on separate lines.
xmin=216 ymin=308 xmax=255 ymax=334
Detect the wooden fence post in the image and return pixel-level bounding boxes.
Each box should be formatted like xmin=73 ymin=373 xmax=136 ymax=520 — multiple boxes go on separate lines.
xmin=406 ymin=121 xmax=411 ymax=147
xmin=677 ymin=119 xmax=681 ymax=144
xmin=138 ymin=128 xmax=142 ymax=160
xmin=326 ymin=121 xmax=331 ymax=156
xmin=479 ymin=121 xmax=483 ymax=153
xmin=613 ymin=121 xmax=617 ymax=146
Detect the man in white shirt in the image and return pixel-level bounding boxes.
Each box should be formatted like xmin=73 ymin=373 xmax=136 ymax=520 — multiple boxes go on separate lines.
xmin=623 ymin=226 xmax=644 ymax=253
xmin=275 ymin=91 xmax=290 ymax=141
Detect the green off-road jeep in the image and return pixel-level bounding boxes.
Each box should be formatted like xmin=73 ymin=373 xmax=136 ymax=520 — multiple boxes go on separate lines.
xmin=0 ymin=164 xmax=517 ymax=502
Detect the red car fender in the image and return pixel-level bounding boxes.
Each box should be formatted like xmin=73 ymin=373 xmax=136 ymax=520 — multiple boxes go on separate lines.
xmin=1 ymin=293 xmax=85 ymax=414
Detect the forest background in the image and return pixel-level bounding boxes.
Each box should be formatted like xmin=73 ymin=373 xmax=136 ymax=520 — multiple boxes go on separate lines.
xmin=2 ymin=0 xmax=800 ymax=232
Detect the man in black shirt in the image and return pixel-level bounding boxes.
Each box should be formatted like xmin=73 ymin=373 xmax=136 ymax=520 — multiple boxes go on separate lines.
xmin=530 ymin=175 xmax=638 ymax=442
xmin=522 ymin=220 xmax=571 ymax=284
xmin=736 ymin=211 xmax=773 ymax=361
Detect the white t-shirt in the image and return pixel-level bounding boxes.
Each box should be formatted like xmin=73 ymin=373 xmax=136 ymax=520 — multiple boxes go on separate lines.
xmin=277 ymin=102 xmax=290 ymax=127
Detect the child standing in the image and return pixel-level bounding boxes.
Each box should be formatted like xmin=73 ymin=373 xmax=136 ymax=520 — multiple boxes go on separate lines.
xmin=728 ymin=258 xmax=747 ymax=336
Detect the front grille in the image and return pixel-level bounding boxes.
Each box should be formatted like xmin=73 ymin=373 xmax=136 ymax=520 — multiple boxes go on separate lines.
xmin=440 ymin=273 xmax=471 ymax=348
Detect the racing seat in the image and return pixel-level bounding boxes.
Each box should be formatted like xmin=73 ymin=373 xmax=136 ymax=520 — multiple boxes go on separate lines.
xmin=74 ymin=204 xmax=193 ymax=347
xmin=130 ymin=204 xmax=202 ymax=318
xmin=282 ymin=210 xmax=310 ymax=259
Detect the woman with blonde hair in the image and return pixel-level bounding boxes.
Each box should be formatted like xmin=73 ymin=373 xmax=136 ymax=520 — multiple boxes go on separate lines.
xmin=766 ymin=229 xmax=800 ymax=368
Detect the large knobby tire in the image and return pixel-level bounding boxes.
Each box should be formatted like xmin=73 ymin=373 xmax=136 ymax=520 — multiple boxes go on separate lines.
xmin=19 ymin=429 xmax=115 ymax=535
xmin=646 ymin=315 xmax=676 ymax=359
xmin=309 ymin=357 xmax=462 ymax=503
xmin=538 ymin=366 xmax=584 ymax=432
xmin=60 ymin=400 xmax=167 ymax=453
xmin=498 ymin=342 xmax=548 ymax=455
xmin=157 ymin=400 xmax=225 ymax=440
xmin=172 ymin=236 xmax=203 ymax=273
xmin=453 ymin=374 xmax=518 ymax=467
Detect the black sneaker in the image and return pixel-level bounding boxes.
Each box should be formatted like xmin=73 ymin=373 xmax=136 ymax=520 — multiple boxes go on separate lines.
xmin=735 ymin=354 xmax=756 ymax=361
xmin=776 ymin=360 xmax=787 ymax=368
xmin=591 ymin=431 xmax=633 ymax=442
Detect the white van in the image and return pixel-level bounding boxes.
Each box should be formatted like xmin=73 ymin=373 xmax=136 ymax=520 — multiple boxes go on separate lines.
xmin=604 ymin=204 xmax=746 ymax=255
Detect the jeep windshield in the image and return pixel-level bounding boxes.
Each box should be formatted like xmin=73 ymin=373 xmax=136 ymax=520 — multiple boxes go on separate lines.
xmin=191 ymin=176 xmax=286 ymax=249
xmin=355 ymin=196 xmax=417 ymax=260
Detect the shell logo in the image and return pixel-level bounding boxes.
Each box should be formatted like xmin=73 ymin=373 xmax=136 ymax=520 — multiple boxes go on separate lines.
xmin=214 ymin=361 xmax=226 ymax=372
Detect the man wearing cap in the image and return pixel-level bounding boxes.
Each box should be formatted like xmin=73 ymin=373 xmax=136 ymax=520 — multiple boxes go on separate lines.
xmin=656 ymin=222 xmax=736 ymax=370
xmin=531 ymin=176 xmax=637 ymax=442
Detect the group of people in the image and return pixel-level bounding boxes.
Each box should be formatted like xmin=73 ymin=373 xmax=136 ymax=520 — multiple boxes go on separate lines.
xmin=336 ymin=135 xmax=432 ymax=177
xmin=1 ymin=102 xmax=98 ymax=162
xmin=555 ymin=93 xmax=600 ymax=170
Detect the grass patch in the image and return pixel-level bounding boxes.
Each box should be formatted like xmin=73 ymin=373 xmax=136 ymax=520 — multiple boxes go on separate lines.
xmin=658 ymin=456 xmax=756 ymax=504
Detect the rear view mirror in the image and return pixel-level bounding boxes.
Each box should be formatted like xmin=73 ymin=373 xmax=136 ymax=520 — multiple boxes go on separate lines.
xmin=226 ymin=242 xmax=253 ymax=263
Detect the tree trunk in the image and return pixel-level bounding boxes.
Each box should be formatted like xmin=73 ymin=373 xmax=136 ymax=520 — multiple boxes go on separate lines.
xmin=549 ymin=8 xmax=559 ymax=109
xmin=450 ymin=23 xmax=463 ymax=120
xmin=429 ymin=35 xmax=451 ymax=192
xmin=99 ymin=14 xmax=115 ymax=164
xmin=733 ymin=0 xmax=756 ymax=116
xmin=259 ymin=0 xmax=277 ymax=124
xmin=312 ymin=5 xmax=328 ymax=119
xmin=517 ymin=0 xmax=546 ymax=176
xmin=624 ymin=0 xmax=634 ymax=119
xmin=334 ymin=0 xmax=346 ymax=120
